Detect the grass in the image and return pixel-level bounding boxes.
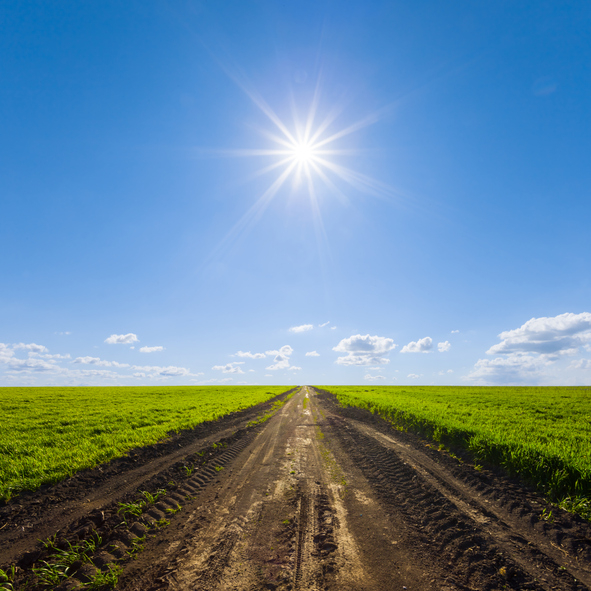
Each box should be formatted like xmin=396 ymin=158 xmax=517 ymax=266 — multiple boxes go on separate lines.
xmin=126 ymin=535 xmax=146 ymax=560
xmin=0 ymin=386 xmax=290 ymax=501
xmin=165 ymin=503 xmax=182 ymax=515
xmin=31 ymin=534 xmax=108 ymax=588
xmin=318 ymin=386 xmax=591 ymax=516
xmin=116 ymin=489 xmax=166 ymax=522
xmin=0 ymin=566 xmax=16 ymax=591
xmin=86 ymin=564 xmax=123 ymax=589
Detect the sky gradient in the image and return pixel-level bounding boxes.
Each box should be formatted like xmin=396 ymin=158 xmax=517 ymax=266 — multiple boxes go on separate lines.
xmin=2 ymin=1 xmax=590 ymax=386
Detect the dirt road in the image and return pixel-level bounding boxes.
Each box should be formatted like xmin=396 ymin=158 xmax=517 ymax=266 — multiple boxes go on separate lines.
xmin=2 ymin=386 xmax=591 ymax=591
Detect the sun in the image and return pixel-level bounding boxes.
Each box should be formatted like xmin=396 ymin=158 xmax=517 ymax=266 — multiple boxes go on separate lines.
xmin=291 ymin=141 xmax=316 ymax=165
xmin=207 ymin=78 xmax=396 ymax=262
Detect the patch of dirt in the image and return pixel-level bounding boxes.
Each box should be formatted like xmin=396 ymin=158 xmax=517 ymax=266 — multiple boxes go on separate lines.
xmin=3 ymin=386 xmax=591 ymax=591
xmin=0 ymin=389 xmax=297 ymax=573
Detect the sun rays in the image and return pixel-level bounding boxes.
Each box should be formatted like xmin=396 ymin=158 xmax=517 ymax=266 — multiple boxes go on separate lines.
xmin=204 ymin=73 xmax=399 ymax=266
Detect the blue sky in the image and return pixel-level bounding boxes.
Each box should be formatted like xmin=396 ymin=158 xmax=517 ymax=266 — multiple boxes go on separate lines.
xmin=1 ymin=1 xmax=590 ymax=387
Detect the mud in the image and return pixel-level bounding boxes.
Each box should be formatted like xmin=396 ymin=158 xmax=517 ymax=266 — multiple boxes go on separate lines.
xmin=2 ymin=386 xmax=591 ymax=591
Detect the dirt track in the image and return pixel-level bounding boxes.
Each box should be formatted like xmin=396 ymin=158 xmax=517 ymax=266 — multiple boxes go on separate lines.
xmin=2 ymin=386 xmax=591 ymax=590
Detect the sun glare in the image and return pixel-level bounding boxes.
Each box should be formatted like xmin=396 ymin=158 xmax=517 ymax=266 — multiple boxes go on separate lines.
xmin=207 ymin=75 xmax=397 ymax=263
xmin=292 ymin=141 xmax=315 ymax=164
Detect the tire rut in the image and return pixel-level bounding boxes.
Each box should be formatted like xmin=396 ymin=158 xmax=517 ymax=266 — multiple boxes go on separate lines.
xmin=293 ymin=490 xmax=310 ymax=588
xmin=349 ymin=417 xmax=591 ymax=588
xmin=329 ymin=416 xmax=588 ymax=591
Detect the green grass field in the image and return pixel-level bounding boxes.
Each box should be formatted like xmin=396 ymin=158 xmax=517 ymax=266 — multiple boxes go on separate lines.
xmin=318 ymin=386 xmax=591 ymax=518
xmin=0 ymin=386 xmax=289 ymax=501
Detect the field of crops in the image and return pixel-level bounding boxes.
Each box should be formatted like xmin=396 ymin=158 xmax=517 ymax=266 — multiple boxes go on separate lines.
xmin=319 ymin=386 xmax=591 ymax=516
xmin=0 ymin=386 xmax=289 ymax=501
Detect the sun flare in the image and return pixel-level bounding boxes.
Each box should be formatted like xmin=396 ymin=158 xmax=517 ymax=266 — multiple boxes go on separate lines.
xmin=208 ymin=77 xmax=397 ymax=262
xmin=291 ymin=141 xmax=316 ymax=164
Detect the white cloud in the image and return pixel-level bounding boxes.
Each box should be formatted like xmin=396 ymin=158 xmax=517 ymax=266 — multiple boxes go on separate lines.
xmin=13 ymin=343 xmax=48 ymax=353
xmin=234 ymin=351 xmax=266 ymax=359
xmin=451 ymin=330 xmax=460 ymax=334
xmin=305 ymin=351 xmax=320 ymax=357
xmin=289 ymin=324 xmax=314 ymax=333
xmin=407 ymin=374 xmax=420 ymax=379
xmin=330 ymin=326 xmax=337 ymax=330
xmin=401 ymin=337 xmax=432 ymax=353
xmin=34 ymin=353 xmax=71 ymax=360
xmin=569 ymin=359 xmax=591 ymax=370
xmin=159 ymin=366 xmax=191 ymax=377
xmin=65 ymin=368 xmax=123 ymax=379
xmin=105 ymin=333 xmax=139 ymax=345
xmin=334 ymin=334 xmax=396 ymax=355
xmin=266 ymin=355 xmax=290 ymax=370
xmin=74 ymin=356 xmax=102 ymax=364
xmin=448 ymin=369 xmax=454 ymax=373
xmin=466 ymin=313 xmax=591 ymax=385
xmin=248 ymin=369 xmax=255 ymax=372
xmin=6 ymin=357 xmax=58 ymax=373
xmin=0 ymin=345 xmax=135 ymax=380
xmin=336 ymin=355 xmax=390 ymax=366
xmin=0 ymin=344 xmax=14 ymax=362
xmin=466 ymin=353 xmax=549 ymax=385
xmin=133 ymin=372 xmax=146 ymax=378
xmin=212 ymin=362 xmax=245 ymax=374
xmin=73 ymin=356 xmax=130 ymax=368
xmin=266 ymin=345 xmax=293 ymax=357
xmin=319 ymin=321 xmax=330 ymax=327
xmin=364 ymin=374 xmax=385 ymax=381
xmin=197 ymin=377 xmax=233 ymax=384
xmin=289 ymin=366 xmax=302 ymax=371
xmin=334 ymin=334 xmax=396 ymax=366
xmin=56 ymin=331 xmax=71 ymax=335
xmin=438 ymin=369 xmax=454 ymax=376
xmin=265 ymin=345 xmax=299 ymax=371
xmin=131 ymin=364 xmax=197 ymax=377
xmin=140 ymin=346 xmax=164 ymax=353
xmin=265 ymin=374 xmax=273 ymax=377
xmin=487 ymin=312 xmax=591 ymax=357
xmin=437 ymin=341 xmax=451 ymax=352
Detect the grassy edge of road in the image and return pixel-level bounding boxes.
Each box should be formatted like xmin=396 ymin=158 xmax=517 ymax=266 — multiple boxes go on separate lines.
xmin=0 ymin=386 xmax=293 ymax=502
xmin=316 ymin=385 xmax=591 ymax=521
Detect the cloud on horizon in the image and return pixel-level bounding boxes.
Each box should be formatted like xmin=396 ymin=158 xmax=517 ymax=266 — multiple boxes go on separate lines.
xmin=212 ymin=362 xmax=245 ymax=374
xmin=234 ymin=350 xmax=266 ymax=359
xmin=13 ymin=342 xmax=48 ymax=353
xmin=74 ymin=356 xmax=129 ymax=368
xmin=333 ymin=334 xmax=396 ymax=366
xmin=364 ymin=373 xmax=385 ymax=381
xmin=105 ymin=333 xmax=139 ymax=345
xmin=487 ymin=312 xmax=591 ymax=357
xmin=468 ymin=312 xmax=591 ymax=385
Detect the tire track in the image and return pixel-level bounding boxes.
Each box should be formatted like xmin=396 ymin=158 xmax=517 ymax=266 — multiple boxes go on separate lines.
xmin=293 ymin=490 xmax=310 ymax=588
xmin=329 ymin=417 xmax=586 ymax=591
xmin=347 ymin=416 xmax=591 ymax=588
